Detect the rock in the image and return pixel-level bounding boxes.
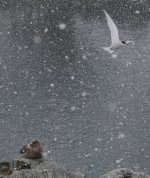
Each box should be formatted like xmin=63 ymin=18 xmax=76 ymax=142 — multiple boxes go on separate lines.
xmin=100 ymin=168 xmax=150 ymax=178
xmin=0 ymin=160 xmax=150 ymax=178
xmin=0 ymin=161 xmax=13 ymax=176
xmin=0 ymin=159 xmax=85 ymax=178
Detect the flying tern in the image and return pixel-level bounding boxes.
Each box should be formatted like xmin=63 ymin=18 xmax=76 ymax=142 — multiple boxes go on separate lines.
xmin=102 ymin=10 xmax=134 ymax=54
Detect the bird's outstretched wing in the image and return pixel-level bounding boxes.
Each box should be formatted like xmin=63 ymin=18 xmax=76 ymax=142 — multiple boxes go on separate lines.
xmin=104 ymin=10 xmax=120 ymax=47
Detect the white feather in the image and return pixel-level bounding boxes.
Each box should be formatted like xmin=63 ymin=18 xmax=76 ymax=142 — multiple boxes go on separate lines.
xmin=103 ymin=10 xmax=120 ymax=47
xmin=102 ymin=10 xmax=134 ymax=54
xmin=101 ymin=47 xmax=114 ymax=54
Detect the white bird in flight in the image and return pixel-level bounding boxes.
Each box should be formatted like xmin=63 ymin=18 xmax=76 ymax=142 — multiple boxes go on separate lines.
xmin=102 ymin=10 xmax=134 ymax=54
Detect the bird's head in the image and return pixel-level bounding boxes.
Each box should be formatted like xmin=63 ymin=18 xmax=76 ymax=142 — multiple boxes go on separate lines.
xmin=122 ymin=40 xmax=134 ymax=45
xmin=31 ymin=139 xmax=41 ymax=147
xmin=20 ymin=144 xmax=30 ymax=154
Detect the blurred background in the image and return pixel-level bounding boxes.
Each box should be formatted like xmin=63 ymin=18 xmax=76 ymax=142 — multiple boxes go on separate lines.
xmin=0 ymin=0 xmax=150 ymax=178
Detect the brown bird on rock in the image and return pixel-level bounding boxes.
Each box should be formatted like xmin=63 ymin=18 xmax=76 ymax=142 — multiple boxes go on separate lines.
xmin=20 ymin=139 xmax=43 ymax=159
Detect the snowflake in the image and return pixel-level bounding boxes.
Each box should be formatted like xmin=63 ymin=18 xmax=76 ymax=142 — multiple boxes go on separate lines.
xmin=14 ymin=91 xmax=18 ymax=95
xmin=111 ymin=54 xmax=117 ymax=58
xmin=71 ymin=76 xmax=75 ymax=80
xmin=50 ymin=83 xmax=54 ymax=87
xmin=81 ymin=91 xmax=87 ymax=97
xmin=82 ymin=54 xmax=87 ymax=60
xmin=71 ymin=106 xmax=76 ymax=111
xmin=65 ymin=55 xmax=69 ymax=59
xmin=85 ymin=154 xmax=91 ymax=157
xmin=94 ymin=148 xmax=98 ymax=151
xmin=58 ymin=23 xmax=67 ymax=30
xmin=44 ymin=28 xmax=48 ymax=33
xmin=96 ymin=138 xmax=102 ymax=141
xmin=118 ymin=133 xmax=126 ymax=139
xmin=33 ymin=35 xmax=42 ymax=44
xmin=54 ymin=137 xmax=57 ymax=141
xmin=135 ymin=10 xmax=140 ymax=14
xmin=116 ymin=158 xmax=123 ymax=164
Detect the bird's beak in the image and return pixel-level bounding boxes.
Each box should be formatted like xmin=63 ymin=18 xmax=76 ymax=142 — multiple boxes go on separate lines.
xmin=20 ymin=148 xmax=24 ymax=154
xmin=126 ymin=40 xmax=135 ymax=45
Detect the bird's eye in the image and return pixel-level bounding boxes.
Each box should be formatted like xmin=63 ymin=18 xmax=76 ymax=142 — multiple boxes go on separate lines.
xmin=121 ymin=41 xmax=126 ymax=44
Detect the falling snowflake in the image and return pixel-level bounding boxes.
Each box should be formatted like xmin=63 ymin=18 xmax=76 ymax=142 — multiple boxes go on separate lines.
xmin=116 ymin=158 xmax=123 ymax=164
xmin=71 ymin=106 xmax=76 ymax=111
xmin=50 ymin=83 xmax=54 ymax=87
xmin=118 ymin=133 xmax=126 ymax=139
xmin=118 ymin=122 xmax=124 ymax=126
xmin=96 ymin=138 xmax=102 ymax=141
xmin=82 ymin=54 xmax=87 ymax=60
xmin=126 ymin=61 xmax=132 ymax=67
xmin=94 ymin=148 xmax=98 ymax=151
xmin=44 ymin=28 xmax=48 ymax=33
xmin=54 ymin=137 xmax=57 ymax=141
xmin=14 ymin=91 xmax=18 ymax=95
xmin=135 ymin=10 xmax=140 ymax=14
xmin=33 ymin=35 xmax=42 ymax=44
xmin=81 ymin=91 xmax=87 ymax=97
xmin=71 ymin=76 xmax=75 ymax=80
xmin=111 ymin=54 xmax=117 ymax=58
xmin=47 ymin=68 xmax=52 ymax=72
xmin=90 ymin=164 xmax=94 ymax=168
xmin=58 ymin=23 xmax=67 ymax=30
xmin=65 ymin=55 xmax=69 ymax=59
xmin=85 ymin=154 xmax=91 ymax=157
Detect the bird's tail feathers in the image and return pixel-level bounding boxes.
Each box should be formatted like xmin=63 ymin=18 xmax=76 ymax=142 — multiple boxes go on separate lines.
xmin=102 ymin=47 xmax=114 ymax=54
